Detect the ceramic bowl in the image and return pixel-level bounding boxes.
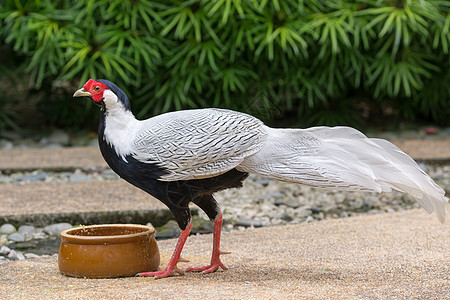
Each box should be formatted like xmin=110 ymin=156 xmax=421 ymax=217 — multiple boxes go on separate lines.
xmin=59 ymin=224 xmax=160 ymax=278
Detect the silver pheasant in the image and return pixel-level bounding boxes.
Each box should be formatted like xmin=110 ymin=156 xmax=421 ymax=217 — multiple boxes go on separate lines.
xmin=74 ymin=79 xmax=448 ymax=279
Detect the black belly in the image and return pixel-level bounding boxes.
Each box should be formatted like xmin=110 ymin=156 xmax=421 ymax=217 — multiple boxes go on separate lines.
xmin=98 ymin=135 xmax=248 ymax=228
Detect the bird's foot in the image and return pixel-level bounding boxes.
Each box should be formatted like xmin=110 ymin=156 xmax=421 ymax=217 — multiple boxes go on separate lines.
xmin=185 ymin=251 xmax=230 ymax=274
xmin=137 ymin=267 xmax=184 ymax=279
xmin=185 ymin=261 xmax=226 ymax=274
xmin=137 ymin=258 xmax=190 ymax=279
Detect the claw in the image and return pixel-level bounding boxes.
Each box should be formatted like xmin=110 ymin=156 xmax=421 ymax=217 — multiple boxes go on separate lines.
xmin=186 ymin=262 xmax=227 ymax=274
xmin=185 ymin=251 xmax=229 ymax=274
xmin=137 ymin=266 xmax=184 ymax=279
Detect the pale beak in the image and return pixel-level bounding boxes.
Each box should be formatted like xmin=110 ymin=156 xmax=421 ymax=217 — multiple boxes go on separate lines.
xmin=73 ymin=88 xmax=91 ymax=98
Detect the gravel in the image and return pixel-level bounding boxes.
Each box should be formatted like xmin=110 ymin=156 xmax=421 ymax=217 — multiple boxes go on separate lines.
xmin=43 ymin=223 xmax=73 ymax=235
xmin=215 ymin=164 xmax=449 ymax=229
xmin=0 ymin=222 xmax=71 ymax=263
xmin=1 ymin=126 xmax=449 ymax=151
xmin=16 ymin=172 xmax=49 ymax=182
xmin=0 ymin=128 xmax=449 ymax=264
xmin=236 ymin=219 xmax=263 ymax=227
xmin=0 ymin=129 xmax=96 ymax=150
xmin=1 ymin=163 xmax=448 ymax=263
xmin=0 ymin=223 xmax=16 ymax=234
xmin=0 ymin=168 xmax=118 ymax=184
xmin=7 ymin=232 xmax=25 ymax=242
xmin=18 ymin=225 xmax=36 ymax=234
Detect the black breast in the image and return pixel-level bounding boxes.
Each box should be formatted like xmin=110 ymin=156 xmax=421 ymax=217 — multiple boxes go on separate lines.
xmin=97 ymin=112 xmax=168 ymax=196
xmin=97 ymin=112 xmax=248 ymax=227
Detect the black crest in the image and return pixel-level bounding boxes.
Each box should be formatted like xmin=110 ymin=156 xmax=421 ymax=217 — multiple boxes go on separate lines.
xmin=96 ymin=79 xmax=131 ymax=111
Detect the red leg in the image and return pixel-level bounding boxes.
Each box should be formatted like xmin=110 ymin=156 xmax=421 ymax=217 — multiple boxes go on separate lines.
xmin=137 ymin=222 xmax=192 ymax=279
xmin=185 ymin=213 xmax=230 ymax=274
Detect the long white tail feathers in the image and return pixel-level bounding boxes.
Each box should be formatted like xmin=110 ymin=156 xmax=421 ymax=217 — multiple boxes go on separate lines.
xmin=238 ymin=126 xmax=448 ymax=223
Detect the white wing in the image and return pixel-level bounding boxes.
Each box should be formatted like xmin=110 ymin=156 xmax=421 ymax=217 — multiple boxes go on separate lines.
xmin=131 ymin=108 xmax=267 ymax=181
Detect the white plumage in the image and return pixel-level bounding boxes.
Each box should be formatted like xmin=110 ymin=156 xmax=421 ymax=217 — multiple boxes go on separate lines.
xmin=75 ymin=79 xmax=448 ymax=279
xmin=132 ymin=108 xmax=266 ymax=180
xmin=238 ymin=126 xmax=447 ymax=223
xmin=103 ymin=107 xmax=447 ymax=223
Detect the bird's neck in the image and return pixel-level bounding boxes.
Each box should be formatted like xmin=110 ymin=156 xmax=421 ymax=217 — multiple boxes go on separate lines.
xmin=99 ymin=106 xmax=139 ymax=160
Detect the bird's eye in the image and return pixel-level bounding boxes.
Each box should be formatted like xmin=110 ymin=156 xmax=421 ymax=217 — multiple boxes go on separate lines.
xmin=93 ymin=86 xmax=100 ymax=92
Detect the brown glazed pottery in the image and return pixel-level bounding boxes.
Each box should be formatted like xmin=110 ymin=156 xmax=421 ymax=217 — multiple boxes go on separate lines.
xmin=59 ymin=224 xmax=160 ymax=278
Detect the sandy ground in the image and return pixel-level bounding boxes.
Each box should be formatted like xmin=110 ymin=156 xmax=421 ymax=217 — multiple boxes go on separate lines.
xmin=0 ymin=207 xmax=448 ymax=300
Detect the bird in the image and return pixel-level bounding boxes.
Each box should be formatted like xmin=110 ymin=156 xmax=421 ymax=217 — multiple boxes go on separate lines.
xmin=74 ymin=79 xmax=448 ymax=279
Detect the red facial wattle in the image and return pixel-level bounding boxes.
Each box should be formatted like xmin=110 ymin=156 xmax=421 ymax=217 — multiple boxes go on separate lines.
xmin=83 ymin=79 xmax=109 ymax=102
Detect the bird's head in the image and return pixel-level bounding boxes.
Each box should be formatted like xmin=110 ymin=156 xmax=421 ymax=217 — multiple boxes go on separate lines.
xmin=73 ymin=79 xmax=131 ymax=111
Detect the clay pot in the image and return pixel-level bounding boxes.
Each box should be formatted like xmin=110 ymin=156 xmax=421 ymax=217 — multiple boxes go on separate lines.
xmin=59 ymin=224 xmax=160 ymax=278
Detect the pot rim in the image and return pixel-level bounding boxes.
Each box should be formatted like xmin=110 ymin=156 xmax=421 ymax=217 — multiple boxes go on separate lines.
xmin=60 ymin=224 xmax=156 ymax=245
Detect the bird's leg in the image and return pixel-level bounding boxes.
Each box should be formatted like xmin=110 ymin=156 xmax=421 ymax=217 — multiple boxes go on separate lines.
xmin=137 ymin=221 xmax=192 ymax=279
xmin=185 ymin=213 xmax=230 ymax=274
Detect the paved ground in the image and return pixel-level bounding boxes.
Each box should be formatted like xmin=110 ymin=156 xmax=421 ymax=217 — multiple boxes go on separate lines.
xmin=391 ymin=139 xmax=450 ymax=161
xmin=0 ymin=181 xmax=165 ymax=216
xmin=0 ymin=147 xmax=107 ymax=171
xmin=0 ymin=180 xmax=173 ymax=228
xmin=0 ymin=207 xmax=448 ymax=299
xmin=1 ymin=140 xmax=449 ymax=171
xmin=1 ymin=139 xmax=449 ymax=221
xmin=0 ymin=140 xmax=449 ymax=299
xmin=0 ymin=147 xmax=167 ymax=225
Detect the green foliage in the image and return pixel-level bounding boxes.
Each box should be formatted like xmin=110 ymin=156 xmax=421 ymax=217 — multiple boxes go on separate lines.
xmin=0 ymin=0 xmax=449 ymax=130
xmin=0 ymin=96 xmax=19 ymax=132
